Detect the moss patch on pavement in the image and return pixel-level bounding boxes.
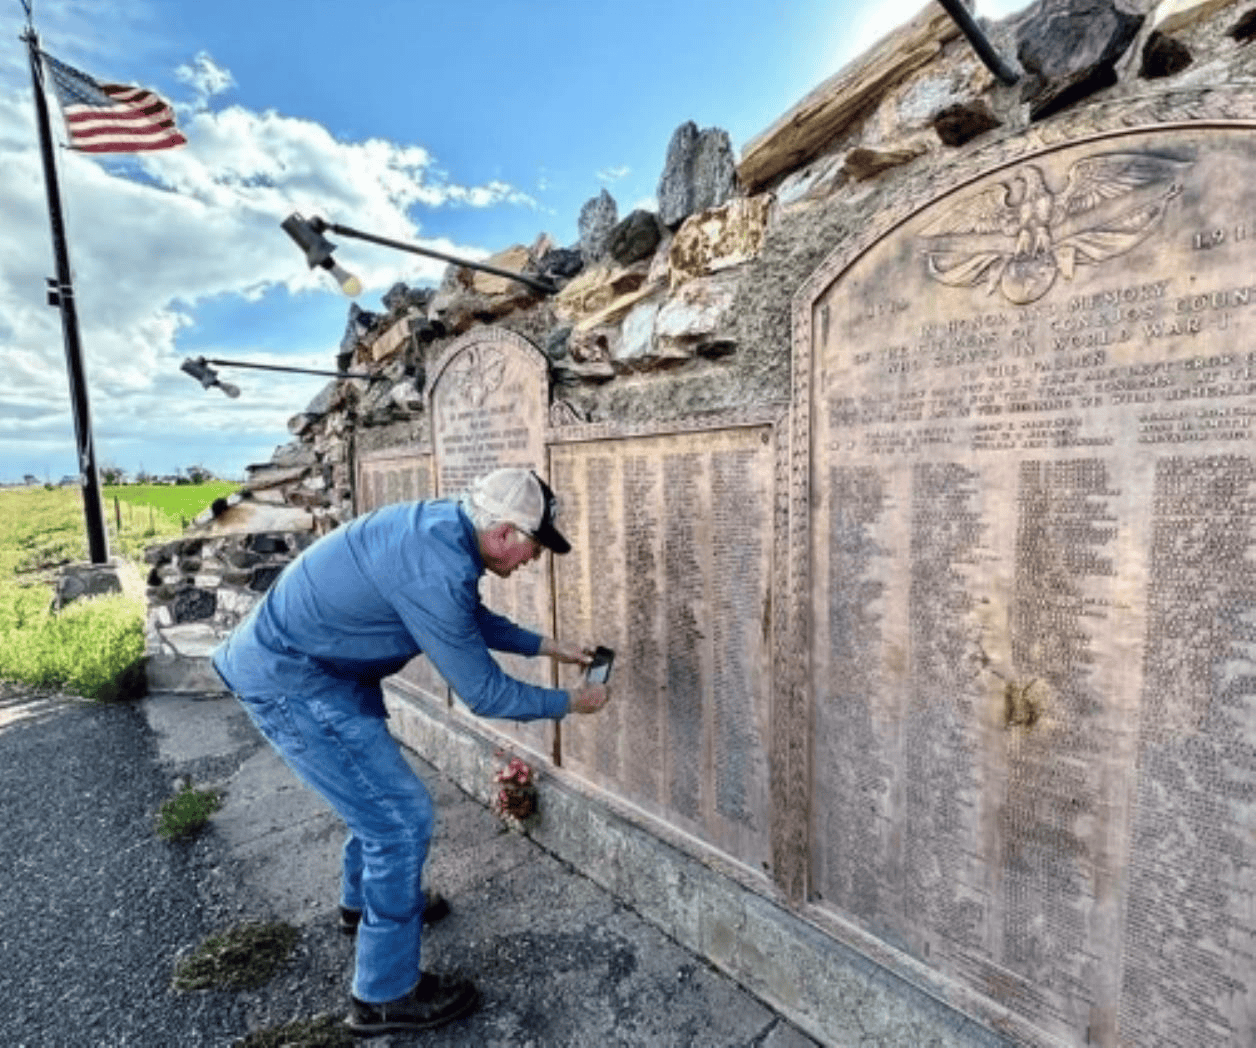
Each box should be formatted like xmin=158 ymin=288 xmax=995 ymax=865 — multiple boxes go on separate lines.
xmin=172 ymin=921 xmax=298 ymax=992
xmin=234 ymin=1013 xmax=353 ymax=1047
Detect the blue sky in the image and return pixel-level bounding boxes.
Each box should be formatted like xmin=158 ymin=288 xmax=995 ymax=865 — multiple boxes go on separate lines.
xmin=0 ymin=0 xmax=1026 ymax=483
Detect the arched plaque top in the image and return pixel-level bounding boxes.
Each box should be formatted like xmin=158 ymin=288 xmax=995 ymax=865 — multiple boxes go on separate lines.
xmin=427 ymin=326 xmax=549 ymax=499
xmin=425 ymin=326 xmax=547 ymax=403
xmin=792 ymin=90 xmax=1256 ymax=333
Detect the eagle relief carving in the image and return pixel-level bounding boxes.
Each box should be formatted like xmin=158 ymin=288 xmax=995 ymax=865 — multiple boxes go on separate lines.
xmin=446 ymin=346 xmax=507 ymax=408
xmin=919 ymin=152 xmax=1191 ymax=305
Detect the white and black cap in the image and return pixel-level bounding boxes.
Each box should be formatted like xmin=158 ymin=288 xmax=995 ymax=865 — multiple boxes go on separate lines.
xmin=467 ymin=468 xmax=571 ymax=554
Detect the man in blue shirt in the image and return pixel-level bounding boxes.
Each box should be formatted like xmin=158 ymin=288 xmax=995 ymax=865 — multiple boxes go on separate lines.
xmin=212 ymin=468 xmax=609 ymax=1035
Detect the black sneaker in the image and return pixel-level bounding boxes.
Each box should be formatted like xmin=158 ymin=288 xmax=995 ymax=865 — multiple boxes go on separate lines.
xmin=339 ymin=892 xmax=451 ymax=936
xmin=346 ymin=972 xmax=478 ymax=1035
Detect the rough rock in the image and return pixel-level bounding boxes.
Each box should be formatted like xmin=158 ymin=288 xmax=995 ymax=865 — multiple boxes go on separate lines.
xmin=538 ymin=247 xmax=584 ymax=282
xmin=893 ymin=66 xmax=984 ymax=129
xmin=370 ymin=315 xmax=415 ymax=362
xmin=607 ymin=210 xmax=665 ymax=266
xmin=775 ymin=153 xmax=846 ymax=207
xmin=286 ymin=381 xmax=344 ymax=435
xmin=270 ymin=442 xmax=318 ymax=469
xmin=572 ymin=283 xmax=664 ymax=338
xmin=932 ymin=100 xmax=1002 ymax=146
xmin=655 ymin=276 xmax=737 ymax=355
xmin=339 ymin=304 xmax=380 ymax=353
xmin=545 ymin=326 xmax=573 ymax=361
xmin=578 ymin=190 xmax=618 ymax=263
xmin=657 ymin=122 xmax=737 ymax=229
xmin=242 ymin=466 xmax=307 ymax=492
xmin=1152 ymin=0 xmax=1236 ymax=34
xmin=1017 ymin=0 xmax=1145 ymax=120
xmin=568 ymin=325 xmax=616 ymax=363
xmin=553 ymin=263 xmax=650 ymax=324
xmin=471 ymin=245 xmax=536 ymax=296
xmin=737 ymin=4 xmax=961 ymax=191
xmin=616 ymin=298 xmax=661 ymax=365
xmin=613 ymin=298 xmax=692 ymax=369
xmin=551 ymin=356 xmax=616 ymax=383
xmin=1230 ymin=6 xmax=1256 ymax=41
xmin=842 ymin=144 xmax=926 ymax=181
xmin=428 ymin=275 xmax=489 ymax=337
xmin=53 ymin=563 xmax=122 ymax=611
xmin=668 ymin=196 xmax=773 ymax=290
xmin=381 ymin=283 xmax=433 ymax=313
xmin=1140 ymin=30 xmax=1194 ymax=77
xmin=171 ymin=587 xmax=216 ymax=623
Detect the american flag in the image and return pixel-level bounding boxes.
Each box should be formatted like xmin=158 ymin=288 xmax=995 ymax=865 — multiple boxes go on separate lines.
xmin=43 ymin=52 xmax=186 ymax=154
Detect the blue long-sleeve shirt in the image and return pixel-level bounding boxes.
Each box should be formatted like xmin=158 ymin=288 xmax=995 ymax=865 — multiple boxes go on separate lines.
xmin=211 ymin=499 xmax=569 ymax=721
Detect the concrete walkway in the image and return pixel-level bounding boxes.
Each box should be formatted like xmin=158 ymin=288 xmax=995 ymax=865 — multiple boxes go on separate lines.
xmin=143 ymin=690 xmax=822 ymax=1047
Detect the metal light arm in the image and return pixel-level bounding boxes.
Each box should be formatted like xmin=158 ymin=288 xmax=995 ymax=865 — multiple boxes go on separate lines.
xmin=285 ymin=213 xmax=557 ymax=296
xmin=180 ymin=355 xmax=390 ymax=398
xmin=199 ymin=356 xmax=386 ymax=381
xmin=936 ymin=0 xmax=1020 ymax=86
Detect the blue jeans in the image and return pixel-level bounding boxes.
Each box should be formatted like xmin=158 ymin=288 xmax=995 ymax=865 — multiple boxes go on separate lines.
xmin=233 ymin=688 xmax=435 ymax=1003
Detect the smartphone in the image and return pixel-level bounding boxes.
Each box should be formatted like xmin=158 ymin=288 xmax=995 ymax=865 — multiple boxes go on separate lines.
xmin=585 ymin=646 xmax=615 ymax=684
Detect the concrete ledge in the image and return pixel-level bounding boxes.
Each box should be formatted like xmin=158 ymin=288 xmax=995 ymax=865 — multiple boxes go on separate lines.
xmin=384 ymin=685 xmax=1014 ymax=1048
xmin=146 ymin=654 xmax=228 ymax=694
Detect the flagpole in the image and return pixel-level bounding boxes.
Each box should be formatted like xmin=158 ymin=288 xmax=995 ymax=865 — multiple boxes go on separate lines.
xmin=23 ymin=24 xmax=109 ymax=565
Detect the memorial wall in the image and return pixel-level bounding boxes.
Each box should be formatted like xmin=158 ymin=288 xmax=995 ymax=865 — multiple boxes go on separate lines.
xmin=795 ymin=125 xmax=1256 ymax=1048
xmin=169 ymin=2 xmax=1256 ymax=1040
xmin=354 ymin=123 xmax=1256 ymax=1048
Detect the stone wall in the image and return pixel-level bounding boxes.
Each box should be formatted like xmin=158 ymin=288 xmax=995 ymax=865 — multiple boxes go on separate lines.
xmin=229 ymin=0 xmax=1256 ymax=527
xmin=143 ymin=530 xmax=313 ymax=691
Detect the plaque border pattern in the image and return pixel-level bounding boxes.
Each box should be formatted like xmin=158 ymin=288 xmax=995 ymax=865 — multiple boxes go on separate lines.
xmin=788 ymin=95 xmax=1256 ymax=1048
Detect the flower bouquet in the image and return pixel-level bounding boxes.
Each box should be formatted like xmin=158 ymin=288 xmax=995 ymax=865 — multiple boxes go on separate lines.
xmin=490 ymin=753 xmax=538 ymax=831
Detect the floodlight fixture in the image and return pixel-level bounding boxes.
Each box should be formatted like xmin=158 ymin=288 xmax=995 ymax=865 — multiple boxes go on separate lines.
xmin=181 ymin=356 xmax=240 ymax=398
xmin=281 ymin=213 xmax=363 ymax=296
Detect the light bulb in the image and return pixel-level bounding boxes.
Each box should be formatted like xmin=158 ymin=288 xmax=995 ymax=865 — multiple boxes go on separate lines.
xmin=220 ymin=382 xmax=241 ymax=399
xmin=329 ymin=261 xmax=362 ymax=297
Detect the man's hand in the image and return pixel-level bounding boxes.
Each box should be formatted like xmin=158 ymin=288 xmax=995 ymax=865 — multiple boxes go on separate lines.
xmin=569 ymin=683 xmax=609 ymax=715
xmin=540 ymin=636 xmax=595 ymax=666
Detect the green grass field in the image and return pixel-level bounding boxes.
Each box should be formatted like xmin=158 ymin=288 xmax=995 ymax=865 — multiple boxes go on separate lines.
xmin=0 ymin=482 xmax=237 ymax=699
xmin=106 ymin=481 xmax=239 ymax=520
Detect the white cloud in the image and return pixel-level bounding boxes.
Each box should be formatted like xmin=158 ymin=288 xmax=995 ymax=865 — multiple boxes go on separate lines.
xmin=0 ymin=38 xmax=538 ymax=479
xmin=175 ymin=51 xmax=235 ymax=108
xmin=596 ymin=165 xmax=630 ymax=184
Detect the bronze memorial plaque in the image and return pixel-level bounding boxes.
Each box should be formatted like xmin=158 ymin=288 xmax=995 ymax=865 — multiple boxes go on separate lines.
xmin=357 ymin=449 xmax=433 ymax=513
xmin=802 ymin=128 xmax=1256 ymax=1047
xmin=551 ymin=424 xmax=776 ymax=872
xmin=355 ymin=448 xmax=445 ymax=702
xmin=429 ymin=328 xmax=554 ymax=759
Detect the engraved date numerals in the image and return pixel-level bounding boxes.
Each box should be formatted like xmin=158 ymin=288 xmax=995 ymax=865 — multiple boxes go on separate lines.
xmin=1193 ymin=224 xmax=1248 ymax=250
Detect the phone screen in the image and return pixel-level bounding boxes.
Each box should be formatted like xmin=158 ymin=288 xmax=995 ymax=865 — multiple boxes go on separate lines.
xmin=586 ymin=646 xmax=615 ymax=684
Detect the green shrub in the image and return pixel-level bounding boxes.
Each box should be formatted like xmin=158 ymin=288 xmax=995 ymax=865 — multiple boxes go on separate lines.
xmin=172 ymin=921 xmax=298 ymax=991
xmin=0 ymin=591 xmax=147 ymax=701
xmin=0 ymin=485 xmax=193 ymax=699
xmin=157 ymin=783 xmax=222 ymax=841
